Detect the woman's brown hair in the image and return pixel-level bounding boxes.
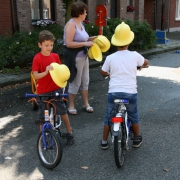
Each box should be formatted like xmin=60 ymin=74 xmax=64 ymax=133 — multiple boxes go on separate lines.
xmin=71 ymin=2 xmax=88 ymax=18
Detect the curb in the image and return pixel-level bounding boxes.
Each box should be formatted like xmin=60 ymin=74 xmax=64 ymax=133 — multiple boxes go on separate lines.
xmin=1 ymin=43 xmax=180 ymax=88
xmin=140 ymin=44 xmax=180 ymax=58
xmin=0 ymin=73 xmax=30 ymax=88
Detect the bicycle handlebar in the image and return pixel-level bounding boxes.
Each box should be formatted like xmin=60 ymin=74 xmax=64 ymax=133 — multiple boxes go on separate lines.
xmin=25 ymin=92 xmax=69 ymax=98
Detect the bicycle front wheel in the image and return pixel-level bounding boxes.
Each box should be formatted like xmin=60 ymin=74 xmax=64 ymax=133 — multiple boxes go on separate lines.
xmin=114 ymin=125 xmax=125 ymax=168
xmin=37 ymin=129 xmax=62 ymax=169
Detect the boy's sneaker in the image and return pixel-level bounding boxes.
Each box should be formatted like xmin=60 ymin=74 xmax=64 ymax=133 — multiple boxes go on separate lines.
xmin=66 ymin=133 xmax=75 ymax=145
xmin=101 ymin=141 xmax=108 ymax=150
xmin=132 ymin=135 xmax=143 ymax=148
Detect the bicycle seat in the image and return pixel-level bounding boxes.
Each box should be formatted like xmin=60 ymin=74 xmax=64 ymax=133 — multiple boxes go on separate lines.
xmin=114 ymin=99 xmax=129 ymax=104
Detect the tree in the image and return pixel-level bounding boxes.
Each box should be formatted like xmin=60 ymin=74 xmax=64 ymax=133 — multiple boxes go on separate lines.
xmin=62 ymin=0 xmax=75 ymax=23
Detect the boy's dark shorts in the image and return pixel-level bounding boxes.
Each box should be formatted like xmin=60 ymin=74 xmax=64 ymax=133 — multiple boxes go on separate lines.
xmin=38 ymin=88 xmax=67 ymax=120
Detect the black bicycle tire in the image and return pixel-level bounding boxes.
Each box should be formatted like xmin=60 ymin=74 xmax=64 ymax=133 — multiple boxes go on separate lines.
xmin=37 ymin=129 xmax=62 ymax=169
xmin=114 ymin=125 xmax=125 ymax=168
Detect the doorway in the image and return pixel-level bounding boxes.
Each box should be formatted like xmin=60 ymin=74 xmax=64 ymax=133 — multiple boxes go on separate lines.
xmin=111 ymin=0 xmax=117 ymax=18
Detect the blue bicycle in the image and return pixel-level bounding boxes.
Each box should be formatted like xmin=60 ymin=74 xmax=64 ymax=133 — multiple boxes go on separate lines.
xmin=26 ymin=92 xmax=69 ymax=169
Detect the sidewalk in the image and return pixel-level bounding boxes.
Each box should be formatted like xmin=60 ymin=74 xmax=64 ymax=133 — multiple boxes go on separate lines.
xmin=1 ymin=31 xmax=180 ymax=88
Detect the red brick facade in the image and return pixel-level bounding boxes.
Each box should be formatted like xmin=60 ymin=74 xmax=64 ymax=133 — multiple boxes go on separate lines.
xmin=168 ymin=0 xmax=180 ymax=31
xmin=0 ymin=0 xmax=13 ymax=35
xmin=144 ymin=0 xmax=180 ymax=32
xmin=144 ymin=0 xmax=155 ymax=29
xmin=1 ymin=0 xmax=180 ymax=35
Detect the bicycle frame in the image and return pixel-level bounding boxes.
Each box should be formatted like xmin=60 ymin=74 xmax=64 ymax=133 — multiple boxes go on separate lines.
xmin=42 ymin=122 xmax=53 ymax=150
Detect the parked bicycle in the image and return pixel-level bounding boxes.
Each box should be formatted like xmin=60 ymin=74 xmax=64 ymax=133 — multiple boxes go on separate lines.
xmin=25 ymin=91 xmax=70 ymax=169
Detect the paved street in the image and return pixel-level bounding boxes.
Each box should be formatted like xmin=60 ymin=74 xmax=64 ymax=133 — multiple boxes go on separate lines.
xmin=0 ymin=50 xmax=180 ymax=180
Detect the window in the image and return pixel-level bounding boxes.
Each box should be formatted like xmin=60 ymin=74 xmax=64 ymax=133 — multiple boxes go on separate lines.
xmin=127 ymin=0 xmax=133 ymax=6
xmin=30 ymin=0 xmax=55 ymax=21
xmin=176 ymin=0 xmax=180 ymax=20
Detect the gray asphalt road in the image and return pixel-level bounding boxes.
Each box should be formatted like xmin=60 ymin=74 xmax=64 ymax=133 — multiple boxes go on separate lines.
xmin=0 ymin=51 xmax=180 ymax=180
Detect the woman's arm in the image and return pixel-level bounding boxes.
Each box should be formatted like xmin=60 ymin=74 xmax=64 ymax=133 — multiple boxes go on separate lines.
xmin=65 ymin=21 xmax=94 ymax=48
xmin=88 ymin=36 xmax=97 ymax=41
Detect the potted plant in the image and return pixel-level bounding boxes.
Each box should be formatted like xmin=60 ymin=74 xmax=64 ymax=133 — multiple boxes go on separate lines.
xmin=127 ymin=6 xmax=135 ymax=12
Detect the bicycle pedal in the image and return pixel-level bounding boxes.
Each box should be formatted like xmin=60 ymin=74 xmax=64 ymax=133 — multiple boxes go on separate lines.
xmin=126 ymin=146 xmax=130 ymax=151
xmin=61 ymin=133 xmax=68 ymax=139
xmin=55 ymin=130 xmax=60 ymax=135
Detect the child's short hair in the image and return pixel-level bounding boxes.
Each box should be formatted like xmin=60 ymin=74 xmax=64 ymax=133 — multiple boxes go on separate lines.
xmin=38 ymin=30 xmax=55 ymax=44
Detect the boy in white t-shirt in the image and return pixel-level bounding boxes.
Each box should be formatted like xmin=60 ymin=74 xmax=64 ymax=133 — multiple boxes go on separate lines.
xmin=100 ymin=22 xmax=149 ymax=149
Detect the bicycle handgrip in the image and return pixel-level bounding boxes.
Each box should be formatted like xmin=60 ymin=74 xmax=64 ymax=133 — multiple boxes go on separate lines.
xmin=25 ymin=93 xmax=37 ymax=98
xmin=54 ymin=92 xmax=68 ymax=98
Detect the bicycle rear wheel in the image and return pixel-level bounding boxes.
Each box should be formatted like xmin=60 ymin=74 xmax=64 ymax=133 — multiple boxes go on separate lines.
xmin=37 ymin=129 xmax=62 ymax=169
xmin=114 ymin=124 xmax=125 ymax=168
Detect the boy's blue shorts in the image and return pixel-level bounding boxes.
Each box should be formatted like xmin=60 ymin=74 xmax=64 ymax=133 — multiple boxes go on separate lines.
xmin=104 ymin=92 xmax=139 ymax=125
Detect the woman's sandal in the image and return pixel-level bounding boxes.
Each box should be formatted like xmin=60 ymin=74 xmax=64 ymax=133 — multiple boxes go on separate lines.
xmin=68 ymin=109 xmax=78 ymax=115
xmin=83 ymin=106 xmax=94 ymax=113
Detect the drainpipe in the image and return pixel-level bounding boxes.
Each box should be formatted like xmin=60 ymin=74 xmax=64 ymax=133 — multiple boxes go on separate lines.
xmin=168 ymin=0 xmax=171 ymax=32
xmin=154 ymin=0 xmax=157 ymax=30
xmin=161 ymin=0 xmax=164 ymax=31
xmin=15 ymin=0 xmax=20 ymax=32
xmin=10 ymin=0 xmax=15 ymax=33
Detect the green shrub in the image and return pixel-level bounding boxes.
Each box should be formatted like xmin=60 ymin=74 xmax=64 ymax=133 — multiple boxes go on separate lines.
xmin=84 ymin=19 xmax=157 ymax=54
xmin=0 ymin=24 xmax=64 ymax=70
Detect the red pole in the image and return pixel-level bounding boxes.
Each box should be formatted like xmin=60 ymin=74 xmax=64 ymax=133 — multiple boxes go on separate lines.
xmin=98 ymin=26 xmax=103 ymax=35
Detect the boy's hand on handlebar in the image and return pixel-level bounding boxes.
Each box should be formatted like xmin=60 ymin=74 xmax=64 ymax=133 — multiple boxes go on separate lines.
xmin=138 ymin=65 xmax=149 ymax=71
xmin=103 ymin=72 xmax=110 ymax=78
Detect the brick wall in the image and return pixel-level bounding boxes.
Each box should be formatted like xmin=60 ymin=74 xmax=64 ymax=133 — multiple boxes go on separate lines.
xmin=56 ymin=0 xmax=65 ymax=25
xmin=144 ymin=0 xmax=155 ymax=29
xmin=0 ymin=0 xmax=13 ymax=35
xmin=168 ymin=0 xmax=180 ymax=31
xmin=155 ymin=0 xmax=170 ymax=31
xmin=119 ymin=0 xmax=134 ymax=21
xmin=134 ymin=0 xmax=144 ymax=21
xmin=4 ymin=0 xmax=176 ymax=35
xmin=87 ymin=0 xmax=110 ymax=24
xmin=87 ymin=0 xmax=97 ymax=23
xmin=17 ymin=0 xmax=65 ymax=32
xmin=16 ymin=0 xmax=32 ymax=32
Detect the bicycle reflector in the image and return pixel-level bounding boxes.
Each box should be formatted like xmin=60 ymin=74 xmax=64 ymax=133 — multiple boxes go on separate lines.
xmin=111 ymin=117 xmax=123 ymax=123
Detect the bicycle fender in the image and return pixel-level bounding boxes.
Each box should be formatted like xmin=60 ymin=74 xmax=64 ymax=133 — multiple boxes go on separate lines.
xmin=113 ymin=122 xmax=120 ymax=131
xmin=112 ymin=130 xmax=119 ymax=136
